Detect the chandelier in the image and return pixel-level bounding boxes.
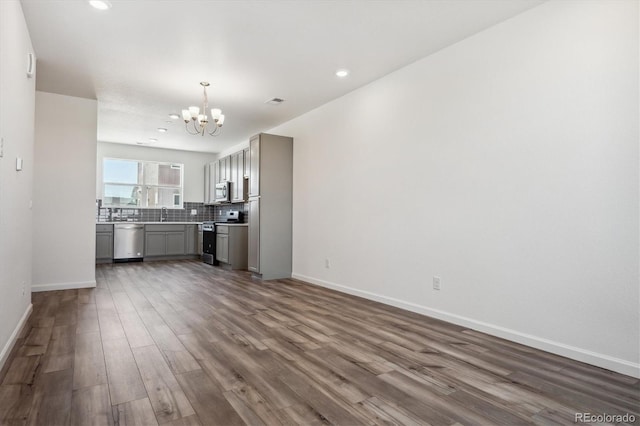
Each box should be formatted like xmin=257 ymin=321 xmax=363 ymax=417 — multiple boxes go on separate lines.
xmin=181 ymin=82 xmax=225 ymax=136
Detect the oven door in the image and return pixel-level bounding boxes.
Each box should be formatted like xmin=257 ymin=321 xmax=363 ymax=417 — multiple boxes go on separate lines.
xmin=202 ymin=229 xmax=217 ymax=264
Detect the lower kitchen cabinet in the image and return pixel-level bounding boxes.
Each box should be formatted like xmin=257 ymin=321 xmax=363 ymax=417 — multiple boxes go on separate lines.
xmin=185 ymin=225 xmax=199 ymax=255
xmin=145 ymin=232 xmax=166 ymax=256
xmin=216 ymin=232 xmax=229 ymax=263
xmin=144 ymin=224 xmax=189 ymax=258
xmin=95 ymin=224 xmax=113 ymax=263
xmin=166 ymin=231 xmax=186 ymax=255
xmin=97 ymin=223 xmax=200 ymax=261
xmin=216 ymin=225 xmax=247 ymax=269
xmin=247 ymin=198 xmax=259 ymax=273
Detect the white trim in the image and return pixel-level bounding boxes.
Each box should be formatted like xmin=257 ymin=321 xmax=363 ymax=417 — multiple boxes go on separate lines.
xmin=292 ymin=273 xmax=640 ymax=379
xmin=0 ymin=304 xmax=33 ymax=371
xmin=31 ymin=280 xmax=96 ymax=293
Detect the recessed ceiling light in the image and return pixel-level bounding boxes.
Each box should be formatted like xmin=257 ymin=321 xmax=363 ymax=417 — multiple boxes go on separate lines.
xmin=336 ymin=69 xmax=350 ymax=78
xmin=148 ymin=138 xmax=158 ymax=142
xmin=168 ymin=113 xmax=180 ymax=120
xmin=157 ymin=128 xmax=168 ymax=133
xmin=88 ymin=0 xmax=112 ymax=10
xmin=265 ymin=97 xmax=285 ymax=105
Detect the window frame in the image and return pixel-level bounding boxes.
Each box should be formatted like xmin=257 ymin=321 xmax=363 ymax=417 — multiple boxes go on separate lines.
xmin=102 ymin=157 xmax=185 ymax=209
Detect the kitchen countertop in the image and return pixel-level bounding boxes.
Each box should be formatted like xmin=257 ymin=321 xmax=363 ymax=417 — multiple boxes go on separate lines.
xmin=215 ymin=222 xmax=248 ymax=227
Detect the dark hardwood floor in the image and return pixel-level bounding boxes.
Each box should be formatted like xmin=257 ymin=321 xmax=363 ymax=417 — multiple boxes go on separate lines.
xmin=0 ymin=260 xmax=638 ymax=425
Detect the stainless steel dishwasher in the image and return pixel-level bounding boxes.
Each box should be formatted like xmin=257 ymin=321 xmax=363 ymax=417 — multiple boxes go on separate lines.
xmin=113 ymin=223 xmax=144 ymax=261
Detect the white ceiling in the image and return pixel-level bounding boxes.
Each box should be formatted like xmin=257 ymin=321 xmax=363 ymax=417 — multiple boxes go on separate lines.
xmin=20 ymin=0 xmax=543 ymax=154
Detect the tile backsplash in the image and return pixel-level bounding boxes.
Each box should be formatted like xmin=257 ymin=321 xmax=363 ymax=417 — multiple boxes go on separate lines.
xmin=212 ymin=203 xmax=249 ymax=223
xmin=96 ymin=200 xmax=248 ymax=223
xmin=96 ymin=200 xmax=215 ymax=222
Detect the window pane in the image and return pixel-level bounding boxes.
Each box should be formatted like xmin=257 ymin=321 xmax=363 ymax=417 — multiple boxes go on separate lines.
xmin=146 ymin=187 xmax=181 ymax=208
xmin=142 ymin=162 xmax=158 ymax=185
xmin=102 ymin=158 xmax=183 ymax=209
xmin=142 ymin=163 xmax=181 ymax=186
xmin=159 ymin=164 xmax=181 ymax=186
xmin=104 ymin=184 xmax=142 ymax=206
xmin=104 ymin=159 xmax=140 ymax=184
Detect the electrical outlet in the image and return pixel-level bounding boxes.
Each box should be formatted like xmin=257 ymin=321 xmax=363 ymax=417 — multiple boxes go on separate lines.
xmin=325 ymin=258 xmax=330 ymax=269
xmin=190 ymin=209 xmax=197 ymax=215
xmin=433 ymin=276 xmax=441 ymax=291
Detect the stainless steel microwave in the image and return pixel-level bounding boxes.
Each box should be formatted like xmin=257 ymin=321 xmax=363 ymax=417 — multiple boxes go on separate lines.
xmin=215 ymin=181 xmax=231 ymax=203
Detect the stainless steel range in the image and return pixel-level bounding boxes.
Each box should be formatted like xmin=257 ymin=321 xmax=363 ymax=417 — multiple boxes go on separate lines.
xmin=202 ymin=221 xmax=216 ymax=265
xmin=202 ymin=211 xmax=244 ymax=265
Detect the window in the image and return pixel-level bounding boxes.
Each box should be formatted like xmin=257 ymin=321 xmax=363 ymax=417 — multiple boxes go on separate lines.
xmin=102 ymin=158 xmax=184 ymax=208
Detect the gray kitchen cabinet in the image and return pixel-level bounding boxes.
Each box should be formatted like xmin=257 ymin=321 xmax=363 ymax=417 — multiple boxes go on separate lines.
xmin=243 ymin=147 xmax=250 ymax=178
xmin=185 ymin=225 xmax=198 ymax=255
xmin=219 ymin=156 xmax=231 ymax=182
xmin=144 ymin=232 xmax=166 ymax=256
xmin=216 ymin=225 xmax=248 ymax=269
xmin=231 ymin=150 xmax=245 ymax=203
xmin=211 ymin=161 xmax=220 ymax=186
xmin=96 ymin=224 xmax=113 ymax=263
xmin=247 ymin=198 xmax=260 ymax=273
xmin=166 ymin=232 xmax=186 ymax=255
xmin=216 ymin=232 xmax=229 ymax=264
xmin=248 ymin=134 xmax=260 ymax=197
xmin=247 ymin=133 xmax=293 ymax=279
xmin=204 ymin=163 xmax=211 ymax=204
xmin=144 ymin=224 xmax=187 ymax=258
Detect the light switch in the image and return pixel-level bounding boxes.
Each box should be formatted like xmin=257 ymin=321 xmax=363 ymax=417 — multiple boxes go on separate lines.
xmin=16 ymin=157 xmax=23 ymax=171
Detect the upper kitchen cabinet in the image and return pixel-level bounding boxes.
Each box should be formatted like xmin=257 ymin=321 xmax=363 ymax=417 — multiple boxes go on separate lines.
xmin=219 ymin=156 xmax=231 ymax=183
xmin=230 ymin=150 xmax=246 ymax=203
xmin=204 ymin=151 xmax=247 ymax=204
xmin=248 ymin=135 xmax=260 ymax=197
xmin=204 ymin=163 xmax=211 ymax=204
xmin=204 ymin=162 xmax=217 ymax=204
xmin=243 ymin=147 xmax=250 ymax=178
xmin=247 ymin=133 xmax=293 ymax=280
xmin=211 ymin=161 xmax=220 ymax=185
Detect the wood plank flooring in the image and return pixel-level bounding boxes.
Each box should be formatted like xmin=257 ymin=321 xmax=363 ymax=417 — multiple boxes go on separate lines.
xmin=0 ymin=260 xmax=638 ymax=425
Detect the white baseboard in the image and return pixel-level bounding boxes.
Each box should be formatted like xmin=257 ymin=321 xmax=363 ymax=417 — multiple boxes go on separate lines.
xmin=292 ymin=273 xmax=640 ymax=379
xmin=31 ymin=280 xmax=96 ymax=293
xmin=0 ymin=303 xmax=33 ymax=371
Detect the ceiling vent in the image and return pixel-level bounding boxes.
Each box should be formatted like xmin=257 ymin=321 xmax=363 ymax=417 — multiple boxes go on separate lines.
xmin=265 ymin=97 xmax=285 ymax=105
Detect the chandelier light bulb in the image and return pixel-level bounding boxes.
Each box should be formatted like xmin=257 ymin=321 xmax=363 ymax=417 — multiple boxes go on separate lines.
xmin=189 ymin=106 xmax=199 ymax=119
xmin=181 ymin=110 xmax=190 ymax=122
xmin=217 ymin=114 xmax=225 ymax=126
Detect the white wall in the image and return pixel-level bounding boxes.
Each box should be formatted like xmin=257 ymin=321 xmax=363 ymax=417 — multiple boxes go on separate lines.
xmin=32 ymin=92 xmax=97 ymax=292
xmin=271 ymin=0 xmax=639 ymax=377
xmin=0 ymin=1 xmax=35 ymax=367
xmin=96 ymin=142 xmax=217 ymax=203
